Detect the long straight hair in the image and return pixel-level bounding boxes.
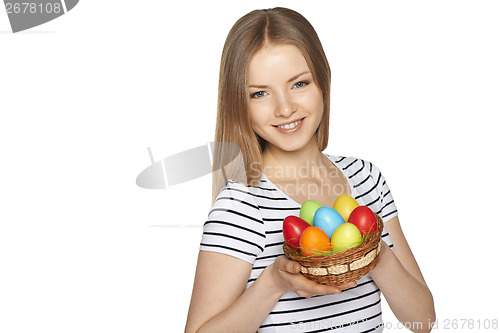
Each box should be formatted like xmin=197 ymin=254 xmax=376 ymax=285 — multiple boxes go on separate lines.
xmin=212 ymin=7 xmax=331 ymax=202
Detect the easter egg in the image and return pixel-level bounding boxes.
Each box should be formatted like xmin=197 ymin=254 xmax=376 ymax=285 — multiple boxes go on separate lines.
xmin=283 ymin=216 xmax=310 ymax=250
xmin=331 ymin=223 xmax=363 ymax=254
xmin=333 ymin=194 xmax=359 ymax=222
xmin=313 ymin=206 xmax=344 ymax=238
xmin=348 ymin=206 xmax=377 ymax=235
xmin=300 ymin=200 xmax=322 ymax=226
xmin=299 ymin=226 xmax=331 ymax=256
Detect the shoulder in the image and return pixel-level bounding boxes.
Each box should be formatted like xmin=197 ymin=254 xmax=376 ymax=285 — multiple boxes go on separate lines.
xmin=210 ymin=180 xmax=264 ymax=222
xmin=213 ymin=178 xmax=278 ymax=207
xmin=325 ymin=153 xmax=398 ymax=221
xmin=325 ymin=154 xmax=381 ymax=179
xmin=202 ymin=180 xmax=268 ymax=263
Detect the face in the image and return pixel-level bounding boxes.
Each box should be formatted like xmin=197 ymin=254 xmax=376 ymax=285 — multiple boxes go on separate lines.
xmin=247 ymin=44 xmax=324 ymax=154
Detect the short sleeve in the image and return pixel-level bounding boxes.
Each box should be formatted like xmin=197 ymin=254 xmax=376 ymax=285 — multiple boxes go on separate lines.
xmin=200 ymin=181 xmax=266 ymax=265
xmin=369 ymin=163 xmax=398 ymax=222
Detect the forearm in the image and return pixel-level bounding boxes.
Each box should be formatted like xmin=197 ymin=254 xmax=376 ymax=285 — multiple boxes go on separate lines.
xmin=195 ymin=267 xmax=284 ymax=333
xmin=370 ymin=243 xmax=435 ymax=333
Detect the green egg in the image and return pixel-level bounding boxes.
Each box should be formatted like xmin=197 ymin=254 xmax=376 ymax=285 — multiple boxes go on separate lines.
xmin=300 ymin=200 xmax=323 ymax=226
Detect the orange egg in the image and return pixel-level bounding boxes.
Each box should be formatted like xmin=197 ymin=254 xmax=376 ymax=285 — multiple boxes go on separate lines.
xmin=299 ymin=226 xmax=331 ymax=256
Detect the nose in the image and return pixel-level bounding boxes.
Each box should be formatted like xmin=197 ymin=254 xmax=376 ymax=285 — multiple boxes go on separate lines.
xmin=274 ymin=91 xmax=296 ymax=118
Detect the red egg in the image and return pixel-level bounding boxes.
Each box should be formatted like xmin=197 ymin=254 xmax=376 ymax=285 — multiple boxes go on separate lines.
xmin=283 ymin=216 xmax=310 ymax=250
xmin=348 ymin=206 xmax=377 ymax=235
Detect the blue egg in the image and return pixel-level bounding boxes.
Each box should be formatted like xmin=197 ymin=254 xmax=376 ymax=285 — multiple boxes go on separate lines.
xmin=313 ymin=206 xmax=345 ymax=238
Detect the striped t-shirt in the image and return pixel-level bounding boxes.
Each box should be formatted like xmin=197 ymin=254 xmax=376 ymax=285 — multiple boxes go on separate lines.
xmin=200 ymin=155 xmax=398 ymax=332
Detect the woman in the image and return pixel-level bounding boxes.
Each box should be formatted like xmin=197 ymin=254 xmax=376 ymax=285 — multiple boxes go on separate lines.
xmin=185 ymin=7 xmax=435 ymax=332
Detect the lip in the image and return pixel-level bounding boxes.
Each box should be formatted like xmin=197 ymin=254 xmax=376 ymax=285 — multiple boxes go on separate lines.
xmin=272 ymin=117 xmax=305 ymax=134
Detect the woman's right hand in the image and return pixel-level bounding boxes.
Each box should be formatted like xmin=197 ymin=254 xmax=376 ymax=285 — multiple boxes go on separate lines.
xmin=265 ymin=255 xmax=357 ymax=298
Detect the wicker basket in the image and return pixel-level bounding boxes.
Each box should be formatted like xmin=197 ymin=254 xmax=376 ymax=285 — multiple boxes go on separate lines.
xmin=283 ymin=214 xmax=383 ymax=286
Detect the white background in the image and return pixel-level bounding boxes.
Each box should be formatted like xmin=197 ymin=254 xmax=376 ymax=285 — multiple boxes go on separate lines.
xmin=1 ymin=1 xmax=499 ymax=332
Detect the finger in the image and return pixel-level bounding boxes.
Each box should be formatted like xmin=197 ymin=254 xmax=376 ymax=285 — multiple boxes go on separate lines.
xmin=314 ymin=283 xmax=342 ymax=295
xmin=338 ymin=281 xmax=357 ymax=290
xmin=296 ymin=289 xmax=314 ymax=298
xmin=297 ymin=277 xmax=342 ymax=295
xmin=285 ymin=260 xmax=301 ymax=274
xmin=298 ymin=284 xmax=342 ymax=297
xmin=276 ymin=256 xmax=301 ymax=274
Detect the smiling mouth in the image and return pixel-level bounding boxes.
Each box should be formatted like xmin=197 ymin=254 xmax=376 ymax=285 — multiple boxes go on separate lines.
xmin=273 ymin=118 xmax=304 ymax=130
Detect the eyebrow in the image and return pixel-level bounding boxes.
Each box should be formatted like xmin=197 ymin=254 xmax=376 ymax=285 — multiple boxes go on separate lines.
xmin=248 ymin=71 xmax=311 ymax=89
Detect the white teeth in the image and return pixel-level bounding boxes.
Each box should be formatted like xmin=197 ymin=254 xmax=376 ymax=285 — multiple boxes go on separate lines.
xmin=278 ymin=119 xmax=301 ymax=129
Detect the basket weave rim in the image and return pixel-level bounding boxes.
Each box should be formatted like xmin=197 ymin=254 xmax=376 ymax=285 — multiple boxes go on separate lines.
xmin=283 ymin=214 xmax=383 ymax=264
xmin=282 ymin=214 xmax=383 ymax=285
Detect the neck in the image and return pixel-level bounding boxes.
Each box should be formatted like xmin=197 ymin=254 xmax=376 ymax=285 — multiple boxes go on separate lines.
xmin=261 ymin=136 xmax=329 ymax=180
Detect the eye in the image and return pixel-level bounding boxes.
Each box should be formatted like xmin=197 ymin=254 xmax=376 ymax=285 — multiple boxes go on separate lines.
xmin=250 ymin=91 xmax=267 ymax=98
xmin=294 ymin=81 xmax=309 ymax=89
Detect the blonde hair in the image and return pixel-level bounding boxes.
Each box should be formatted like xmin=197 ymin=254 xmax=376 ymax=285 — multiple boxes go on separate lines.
xmin=212 ymin=7 xmax=331 ymax=202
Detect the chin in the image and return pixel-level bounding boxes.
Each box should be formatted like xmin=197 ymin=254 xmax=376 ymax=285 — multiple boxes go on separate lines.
xmin=271 ymin=138 xmax=314 ymax=153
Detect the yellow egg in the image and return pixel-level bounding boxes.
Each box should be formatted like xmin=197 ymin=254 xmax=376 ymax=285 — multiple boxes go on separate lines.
xmin=333 ymin=194 xmax=359 ymax=222
xmin=331 ymin=222 xmax=363 ymax=254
